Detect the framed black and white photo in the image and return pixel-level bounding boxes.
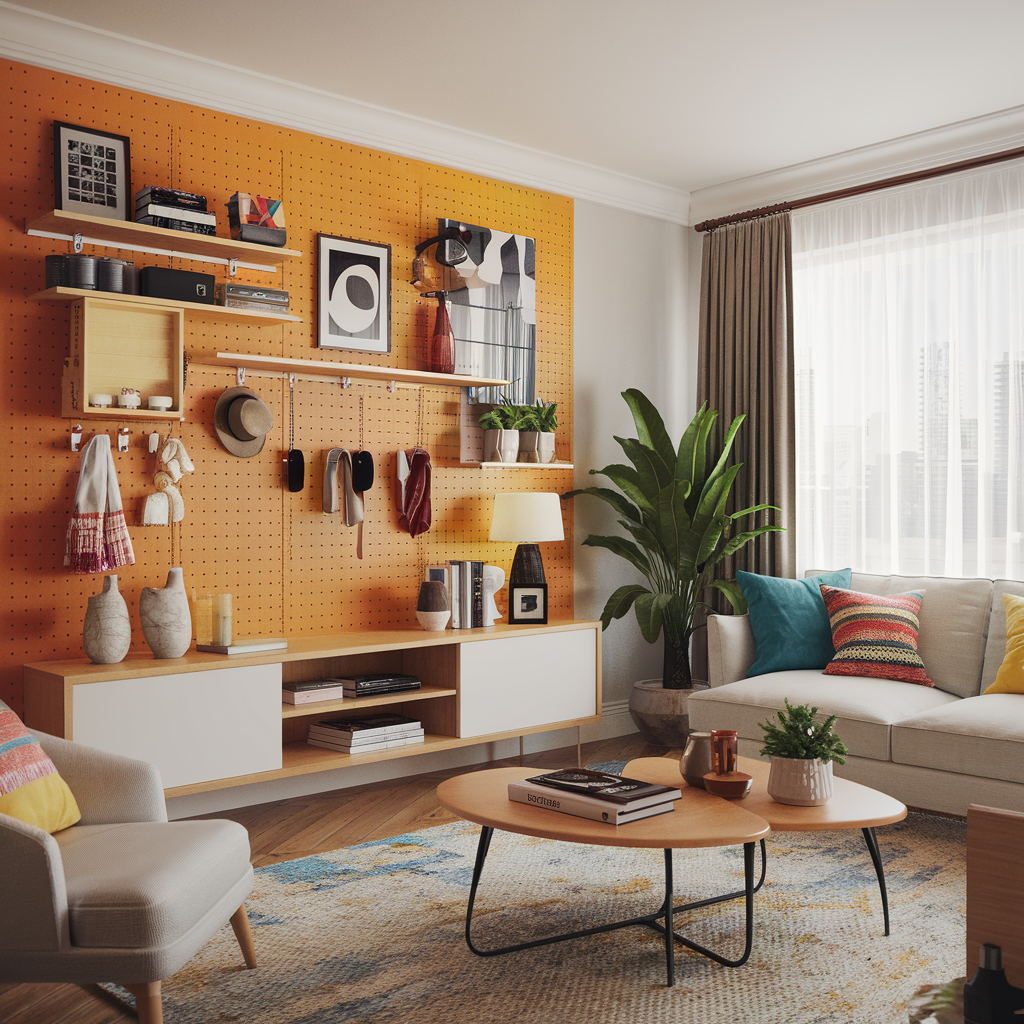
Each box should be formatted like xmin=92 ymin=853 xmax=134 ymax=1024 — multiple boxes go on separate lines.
xmin=317 ymin=233 xmax=391 ymax=354
xmin=508 ymin=583 xmax=547 ymax=625
xmin=53 ymin=122 xmax=131 ymax=221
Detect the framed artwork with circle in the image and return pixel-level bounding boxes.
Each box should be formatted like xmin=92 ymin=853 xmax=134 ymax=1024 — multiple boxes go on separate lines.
xmin=53 ymin=121 xmax=131 ymax=221
xmin=317 ymin=233 xmax=391 ymax=353
xmin=508 ymin=583 xmax=548 ymax=625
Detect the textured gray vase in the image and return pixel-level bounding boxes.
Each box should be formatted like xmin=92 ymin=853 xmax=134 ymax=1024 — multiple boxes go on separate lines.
xmin=628 ymin=679 xmax=710 ymax=747
xmin=140 ymin=567 xmax=192 ymax=658
xmin=83 ymin=574 xmax=131 ymax=664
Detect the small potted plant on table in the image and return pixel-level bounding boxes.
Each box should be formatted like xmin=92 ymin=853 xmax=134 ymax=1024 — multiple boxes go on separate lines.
xmin=758 ymin=699 xmax=849 ymax=805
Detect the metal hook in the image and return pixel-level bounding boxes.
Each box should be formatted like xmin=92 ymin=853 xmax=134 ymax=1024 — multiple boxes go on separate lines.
xmin=237 ymin=366 xmax=246 ymax=386
xmin=72 ymin=232 xmax=83 ymax=254
xmin=228 ymin=258 xmax=239 ymax=277
xmin=70 ymin=423 xmax=83 ymax=452
xmin=341 ymin=377 xmax=352 ymax=389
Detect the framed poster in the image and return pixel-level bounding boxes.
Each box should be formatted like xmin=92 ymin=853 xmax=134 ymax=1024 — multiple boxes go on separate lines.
xmin=508 ymin=583 xmax=548 ymax=625
xmin=53 ymin=122 xmax=131 ymax=221
xmin=317 ymin=233 xmax=391 ymax=354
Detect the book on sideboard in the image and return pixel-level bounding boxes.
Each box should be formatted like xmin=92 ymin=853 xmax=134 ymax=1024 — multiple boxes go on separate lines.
xmin=197 ymin=638 xmax=288 ymax=655
xmin=310 ymin=713 xmax=423 ymax=738
xmin=507 ymin=781 xmax=675 ymax=825
xmin=307 ymin=735 xmax=425 ymax=754
xmin=282 ymin=679 xmax=348 ymax=705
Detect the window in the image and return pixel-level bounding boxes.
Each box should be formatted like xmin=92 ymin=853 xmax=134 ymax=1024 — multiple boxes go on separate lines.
xmin=792 ymin=162 xmax=1024 ymax=580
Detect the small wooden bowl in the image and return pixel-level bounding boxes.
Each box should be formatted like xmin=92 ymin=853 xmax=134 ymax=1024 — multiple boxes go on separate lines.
xmin=703 ymin=771 xmax=753 ymax=799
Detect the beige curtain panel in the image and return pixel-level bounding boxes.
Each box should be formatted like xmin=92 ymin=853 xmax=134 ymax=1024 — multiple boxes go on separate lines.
xmin=697 ymin=211 xmax=795 ymax=582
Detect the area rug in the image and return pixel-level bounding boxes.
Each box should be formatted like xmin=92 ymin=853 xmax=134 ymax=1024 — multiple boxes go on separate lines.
xmin=110 ymin=809 xmax=966 ymax=1024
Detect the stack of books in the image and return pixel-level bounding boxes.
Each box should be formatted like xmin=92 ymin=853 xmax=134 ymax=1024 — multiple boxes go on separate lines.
xmin=134 ymin=186 xmax=216 ymax=235
xmin=508 ymin=767 xmax=681 ymax=825
xmin=282 ymin=678 xmax=347 ymax=705
xmin=426 ymin=561 xmax=483 ymax=628
xmin=307 ymin=713 xmax=425 ymax=753
xmin=338 ymin=674 xmax=421 ymax=698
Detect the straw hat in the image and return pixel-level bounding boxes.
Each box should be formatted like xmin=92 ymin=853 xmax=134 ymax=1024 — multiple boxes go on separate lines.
xmin=213 ymin=386 xmax=274 ymax=457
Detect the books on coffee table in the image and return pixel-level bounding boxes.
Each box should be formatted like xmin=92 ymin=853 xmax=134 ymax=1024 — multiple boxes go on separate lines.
xmin=526 ymin=767 xmax=681 ymax=805
xmin=507 ymin=780 xmax=675 ymax=825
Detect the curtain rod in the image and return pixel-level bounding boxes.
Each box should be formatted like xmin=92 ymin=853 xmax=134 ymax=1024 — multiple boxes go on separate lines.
xmin=692 ymin=143 xmax=1024 ymax=232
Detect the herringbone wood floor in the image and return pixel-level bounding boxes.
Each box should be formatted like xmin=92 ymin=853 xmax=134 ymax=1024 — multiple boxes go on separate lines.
xmin=0 ymin=733 xmax=667 ymax=1024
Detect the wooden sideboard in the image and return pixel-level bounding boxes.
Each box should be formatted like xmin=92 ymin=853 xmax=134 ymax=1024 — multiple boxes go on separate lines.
xmin=23 ymin=620 xmax=601 ymax=798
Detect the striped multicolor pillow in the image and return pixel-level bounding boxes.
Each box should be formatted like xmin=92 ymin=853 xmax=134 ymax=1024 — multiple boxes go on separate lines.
xmin=819 ymin=586 xmax=933 ymax=686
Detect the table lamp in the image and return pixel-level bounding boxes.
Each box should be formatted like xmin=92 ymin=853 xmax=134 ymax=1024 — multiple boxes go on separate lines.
xmin=489 ymin=492 xmax=565 ymax=585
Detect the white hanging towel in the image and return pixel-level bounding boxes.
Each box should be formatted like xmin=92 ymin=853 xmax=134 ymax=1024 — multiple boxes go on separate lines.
xmin=64 ymin=433 xmax=136 ymax=573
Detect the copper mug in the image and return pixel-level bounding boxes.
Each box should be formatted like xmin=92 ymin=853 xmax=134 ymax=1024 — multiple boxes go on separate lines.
xmin=710 ymin=729 xmax=738 ymax=775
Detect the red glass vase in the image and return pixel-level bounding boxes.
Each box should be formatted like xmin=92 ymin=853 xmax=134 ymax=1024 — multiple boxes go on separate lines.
xmin=429 ymin=299 xmax=455 ymax=375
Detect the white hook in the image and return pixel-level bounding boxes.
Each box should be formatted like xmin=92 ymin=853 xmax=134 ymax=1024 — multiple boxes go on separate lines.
xmin=237 ymin=366 xmax=246 ymax=386
xmin=228 ymin=258 xmax=239 ymax=277
xmin=72 ymin=232 xmax=83 ymax=254
xmin=341 ymin=377 xmax=352 ymax=389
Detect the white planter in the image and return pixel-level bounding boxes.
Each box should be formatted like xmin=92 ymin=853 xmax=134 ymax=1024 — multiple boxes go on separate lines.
xmin=482 ymin=428 xmax=519 ymax=463
xmin=767 ymin=757 xmax=834 ymax=806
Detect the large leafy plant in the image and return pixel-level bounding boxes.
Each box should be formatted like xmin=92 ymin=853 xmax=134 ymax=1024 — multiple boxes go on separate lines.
xmin=564 ymin=389 xmax=783 ymax=688
xmin=758 ymin=700 xmax=848 ymax=764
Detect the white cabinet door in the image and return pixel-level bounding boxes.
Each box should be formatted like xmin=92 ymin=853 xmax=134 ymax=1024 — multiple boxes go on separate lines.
xmin=459 ymin=629 xmax=597 ymax=737
xmin=72 ymin=664 xmax=283 ymax=788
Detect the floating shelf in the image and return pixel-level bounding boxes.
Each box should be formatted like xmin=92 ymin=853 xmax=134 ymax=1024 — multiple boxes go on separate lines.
xmin=32 ymin=288 xmax=303 ymax=324
xmin=26 ymin=210 xmax=303 ymax=272
xmin=191 ymin=352 xmax=511 ymax=389
xmin=478 ymin=461 xmax=574 ymax=470
xmin=280 ymin=684 xmax=457 ymax=720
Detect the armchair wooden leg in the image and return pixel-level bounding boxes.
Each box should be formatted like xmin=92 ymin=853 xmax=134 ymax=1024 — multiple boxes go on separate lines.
xmin=125 ymin=981 xmax=162 ymax=1024
xmin=230 ymin=904 xmax=257 ymax=969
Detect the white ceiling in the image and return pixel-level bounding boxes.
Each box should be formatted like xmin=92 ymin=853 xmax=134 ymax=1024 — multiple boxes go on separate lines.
xmin=8 ymin=0 xmax=1024 ymax=196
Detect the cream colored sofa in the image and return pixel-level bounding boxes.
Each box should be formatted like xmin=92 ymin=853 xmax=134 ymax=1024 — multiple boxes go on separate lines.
xmin=688 ymin=572 xmax=1024 ymax=816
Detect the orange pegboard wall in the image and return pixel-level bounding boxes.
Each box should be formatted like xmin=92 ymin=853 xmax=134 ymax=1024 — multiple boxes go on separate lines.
xmin=0 ymin=60 xmax=575 ymax=713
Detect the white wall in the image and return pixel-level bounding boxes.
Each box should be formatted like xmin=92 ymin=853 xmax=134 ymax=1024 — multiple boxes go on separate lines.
xmin=572 ymin=200 xmax=694 ymax=705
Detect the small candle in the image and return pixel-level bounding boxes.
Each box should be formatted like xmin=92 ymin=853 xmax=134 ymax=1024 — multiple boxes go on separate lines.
xmin=213 ymin=594 xmax=233 ymax=647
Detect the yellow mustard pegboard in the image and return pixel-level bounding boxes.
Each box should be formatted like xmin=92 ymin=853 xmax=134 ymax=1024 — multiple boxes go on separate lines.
xmin=0 ymin=59 xmax=575 ymax=713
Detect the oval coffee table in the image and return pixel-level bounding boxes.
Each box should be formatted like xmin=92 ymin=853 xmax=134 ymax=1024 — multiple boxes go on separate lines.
xmin=437 ymin=766 xmax=770 ymax=986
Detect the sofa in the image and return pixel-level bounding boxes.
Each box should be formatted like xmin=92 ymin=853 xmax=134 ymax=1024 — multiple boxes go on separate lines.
xmin=688 ymin=571 xmax=1024 ymax=816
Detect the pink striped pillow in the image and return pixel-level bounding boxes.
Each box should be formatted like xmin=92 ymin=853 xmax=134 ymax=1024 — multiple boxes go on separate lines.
xmin=819 ymin=586 xmax=933 ymax=686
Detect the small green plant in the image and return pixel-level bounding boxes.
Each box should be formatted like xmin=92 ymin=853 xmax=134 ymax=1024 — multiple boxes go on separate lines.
xmin=758 ymin=699 xmax=848 ymax=764
xmin=499 ymin=396 xmax=533 ymax=430
xmin=478 ymin=409 xmax=505 ymax=430
xmin=533 ymin=399 xmax=558 ymax=432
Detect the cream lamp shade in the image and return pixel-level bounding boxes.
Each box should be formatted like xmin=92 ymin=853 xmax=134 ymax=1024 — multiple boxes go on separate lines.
xmin=489 ymin=493 xmax=565 ymax=585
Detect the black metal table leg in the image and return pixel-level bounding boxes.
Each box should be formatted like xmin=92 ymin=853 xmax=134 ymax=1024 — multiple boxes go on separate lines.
xmin=663 ymin=849 xmax=674 ymax=987
xmin=862 ymin=826 xmax=891 ymax=935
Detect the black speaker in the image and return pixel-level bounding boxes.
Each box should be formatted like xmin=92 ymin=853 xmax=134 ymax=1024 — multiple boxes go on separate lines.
xmin=140 ymin=266 xmax=215 ymax=304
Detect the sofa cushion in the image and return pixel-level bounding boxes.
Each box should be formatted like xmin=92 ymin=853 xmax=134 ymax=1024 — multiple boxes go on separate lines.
xmin=55 ymin=819 xmax=252 ymax=948
xmin=981 ymin=581 xmax=1024 ymax=693
xmin=687 ymin=672 xmax=958 ymax=761
xmin=820 ymin=587 xmax=932 ymax=686
xmin=983 ymin=595 xmax=1024 ymax=695
xmin=738 ymin=568 xmax=851 ymax=676
xmin=843 ymin=573 xmax=993 ymax=698
xmin=892 ymin=694 xmax=1024 ymax=785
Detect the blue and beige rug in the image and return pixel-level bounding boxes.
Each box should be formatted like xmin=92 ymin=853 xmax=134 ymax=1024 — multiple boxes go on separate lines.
xmin=112 ymin=805 xmax=966 ymax=1024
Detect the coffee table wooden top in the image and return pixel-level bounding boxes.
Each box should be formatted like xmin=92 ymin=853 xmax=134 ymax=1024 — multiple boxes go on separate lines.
xmin=436 ymin=766 xmax=770 ymax=849
xmin=625 ymin=756 xmax=907 ymax=832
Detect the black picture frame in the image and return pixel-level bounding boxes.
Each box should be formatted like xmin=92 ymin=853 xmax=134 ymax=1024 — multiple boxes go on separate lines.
xmin=317 ymin=233 xmax=391 ymax=354
xmin=53 ymin=122 xmax=131 ymax=221
xmin=508 ymin=582 xmax=548 ymax=625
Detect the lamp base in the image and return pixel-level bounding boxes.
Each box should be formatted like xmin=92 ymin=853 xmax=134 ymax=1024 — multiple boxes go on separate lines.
xmin=510 ymin=543 xmax=546 ymax=586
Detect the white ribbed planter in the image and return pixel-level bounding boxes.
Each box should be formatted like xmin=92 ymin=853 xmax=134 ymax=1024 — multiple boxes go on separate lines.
xmin=767 ymin=757 xmax=834 ymax=806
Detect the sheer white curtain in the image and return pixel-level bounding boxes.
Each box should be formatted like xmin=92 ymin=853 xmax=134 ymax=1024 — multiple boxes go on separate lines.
xmin=792 ymin=162 xmax=1024 ymax=580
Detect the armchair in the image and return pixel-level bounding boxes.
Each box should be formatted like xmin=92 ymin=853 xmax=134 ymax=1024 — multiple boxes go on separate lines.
xmin=0 ymin=730 xmax=256 ymax=1024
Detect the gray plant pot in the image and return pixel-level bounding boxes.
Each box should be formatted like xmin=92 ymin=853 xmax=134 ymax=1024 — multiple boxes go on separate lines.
xmin=628 ymin=678 xmax=710 ymax=747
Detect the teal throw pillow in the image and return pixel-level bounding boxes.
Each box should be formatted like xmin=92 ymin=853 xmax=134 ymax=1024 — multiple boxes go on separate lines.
xmin=738 ymin=568 xmax=853 ymax=677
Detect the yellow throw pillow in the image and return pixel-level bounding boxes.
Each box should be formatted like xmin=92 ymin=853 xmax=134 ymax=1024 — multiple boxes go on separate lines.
xmin=983 ymin=594 xmax=1024 ymax=695
xmin=0 ymin=701 xmax=81 ymax=833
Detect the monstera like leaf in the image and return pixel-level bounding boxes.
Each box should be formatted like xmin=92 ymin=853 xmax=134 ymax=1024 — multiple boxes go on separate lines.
xmin=564 ymin=390 xmax=784 ymax=688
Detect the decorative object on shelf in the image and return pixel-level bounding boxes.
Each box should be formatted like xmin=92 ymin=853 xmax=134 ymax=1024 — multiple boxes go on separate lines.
xmin=317 ymin=233 xmax=391 ymax=354
xmin=214 ymin=386 xmax=274 ymax=457
xmin=481 ymin=564 xmax=506 ymax=624
xmin=678 ymin=731 xmax=713 ymax=788
xmin=429 ymin=296 xmax=455 ymax=374
xmin=140 ymin=266 xmax=215 ymax=304
xmin=397 ymin=447 xmax=431 ymax=537
xmin=52 ymin=121 xmax=131 ymax=221
xmin=564 ymin=389 xmax=784 ymax=746
xmin=758 ymin=699 xmax=848 ymax=806
xmin=117 ymin=390 xmax=140 ymax=409
xmin=192 ymin=592 xmax=233 ymax=646
xmin=489 ymin=492 xmax=565 ymax=586
xmin=67 ymin=253 xmax=97 ymax=289
xmin=227 ymin=192 xmax=286 ymax=246
xmin=411 ymin=224 xmax=471 ymax=294
xmin=508 ymin=582 xmax=547 ymax=625
xmin=629 ymin=678 xmax=710 ymax=747
xmin=140 ymin=436 xmax=194 ymax=526
xmin=218 ymin=282 xmax=290 ymax=313
xmin=82 ymin=574 xmax=131 ymax=664
xmin=711 ymin=728 xmax=738 ymax=775
xmin=416 ymin=580 xmax=451 ymax=631
xmin=516 ymin=399 xmax=558 ymax=464
xmin=65 ymin=433 xmax=135 ymax=574
xmin=139 ymin=567 xmax=192 ymax=659
xmin=479 ymin=403 xmax=526 ymax=463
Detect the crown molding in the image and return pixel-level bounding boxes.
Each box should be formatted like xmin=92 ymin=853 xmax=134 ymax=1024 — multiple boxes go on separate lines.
xmin=690 ymin=104 xmax=1024 ymax=225
xmin=0 ymin=2 xmax=689 ymax=225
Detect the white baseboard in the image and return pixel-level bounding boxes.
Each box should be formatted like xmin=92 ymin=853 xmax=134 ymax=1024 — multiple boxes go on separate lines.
xmin=166 ymin=701 xmax=639 ymax=819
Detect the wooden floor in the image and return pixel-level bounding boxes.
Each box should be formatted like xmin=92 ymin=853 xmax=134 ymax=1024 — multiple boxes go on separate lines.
xmin=0 ymin=733 xmax=666 ymax=1024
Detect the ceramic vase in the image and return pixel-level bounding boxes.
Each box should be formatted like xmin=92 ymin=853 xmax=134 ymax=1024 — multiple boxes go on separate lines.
xmin=482 ymin=428 xmax=519 ymax=464
xmin=678 ymin=731 xmax=712 ymax=789
xmin=517 ymin=430 xmax=541 ymax=463
xmin=429 ymin=298 xmax=455 ymax=374
xmin=82 ymin=574 xmax=131 ymax=664
xmin=536 ymin=432 xmax=556 ymax=464
xmin=628 ymin=678 xmax=709 ymax=747
xmin=416 ymin=580 xmax=451 ymax=631
xmin=767 ymin=757 xmax=834 ymax=806
xmin=140 ymin=567 xmax=192 ymax=659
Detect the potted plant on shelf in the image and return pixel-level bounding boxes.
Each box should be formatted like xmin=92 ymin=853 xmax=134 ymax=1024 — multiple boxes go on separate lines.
xmin=758 ymin=699 xmax=849 ymax=805
xmin=564 ymin=389 xmax=783 ymax=745
xmin=518 ymin=399 xmax=558 ymax=464
xmin=479 ymin=404 xmax=522 ymax=463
